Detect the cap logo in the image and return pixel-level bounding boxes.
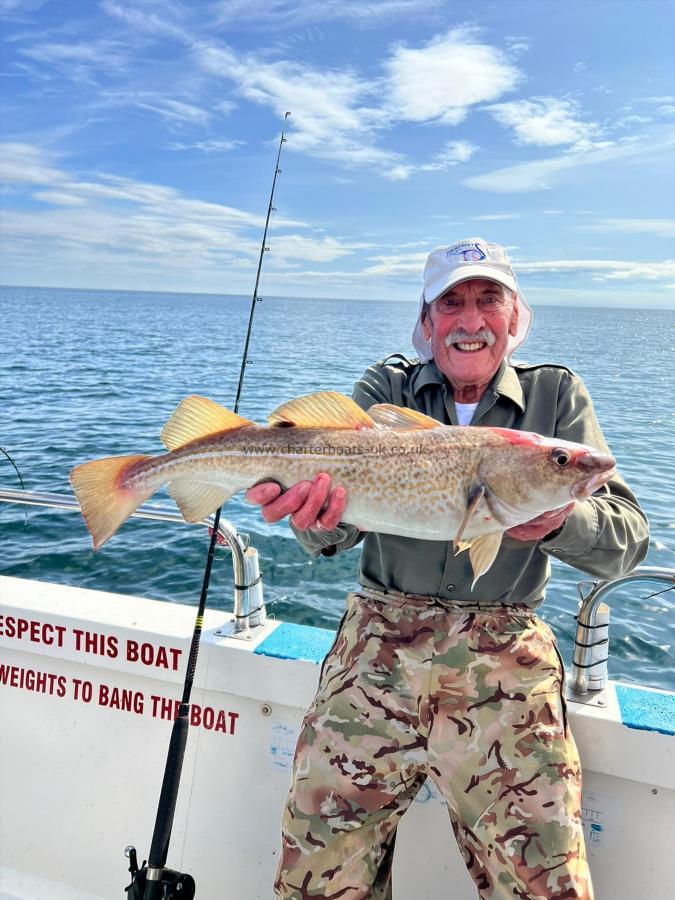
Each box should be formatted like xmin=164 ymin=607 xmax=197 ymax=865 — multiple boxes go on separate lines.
xmin=446 ymin=241 xmax=486 ymax=262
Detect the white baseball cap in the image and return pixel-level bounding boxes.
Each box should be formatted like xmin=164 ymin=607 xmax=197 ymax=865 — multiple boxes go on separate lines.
xmin=412 ymin=238 xmax=532 ymax=362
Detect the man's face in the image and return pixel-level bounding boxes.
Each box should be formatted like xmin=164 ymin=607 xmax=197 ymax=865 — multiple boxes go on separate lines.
xmin=421 ymin=278 xmax=519 ymax=391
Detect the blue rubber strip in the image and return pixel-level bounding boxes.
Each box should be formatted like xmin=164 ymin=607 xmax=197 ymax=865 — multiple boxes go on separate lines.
xmin=615 ymin=684 xmax=675 ymax=736
xmin=254 ymin=621 xmax=336 ymax=664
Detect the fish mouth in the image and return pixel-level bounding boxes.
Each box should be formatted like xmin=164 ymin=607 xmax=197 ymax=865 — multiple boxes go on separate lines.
xmin=571 ymin=466 xmax=616 ymax=500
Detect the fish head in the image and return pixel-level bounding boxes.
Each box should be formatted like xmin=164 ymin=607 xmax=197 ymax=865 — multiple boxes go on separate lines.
xmin=480 ymin=428 xmax=616 ymax=525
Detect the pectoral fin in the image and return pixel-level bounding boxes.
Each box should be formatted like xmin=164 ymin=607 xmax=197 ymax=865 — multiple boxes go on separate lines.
xmin=454 ymin=483 xmax=486 ymax=548
xmin=467 ymin=532 xmax=503 ymax=589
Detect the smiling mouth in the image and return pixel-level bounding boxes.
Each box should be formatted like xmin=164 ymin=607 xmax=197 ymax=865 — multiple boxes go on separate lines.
xmin=453 ymin=341 xmax=488 ymax=352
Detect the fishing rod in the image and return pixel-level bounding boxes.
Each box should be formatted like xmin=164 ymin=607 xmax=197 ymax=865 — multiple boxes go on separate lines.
xmin=235 ymin=110 xmax=292 ymax=414
xmin=124 ymin=112 xmax=292 ymax=900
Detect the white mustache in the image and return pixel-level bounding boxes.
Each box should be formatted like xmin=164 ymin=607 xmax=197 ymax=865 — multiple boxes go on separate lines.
xmin=444 ymin=328 xmax=496 ymax=348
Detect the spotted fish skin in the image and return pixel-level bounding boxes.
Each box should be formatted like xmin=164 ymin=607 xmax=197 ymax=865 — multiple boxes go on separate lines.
xmin=70 ymin=391 xmax=615 ymax=581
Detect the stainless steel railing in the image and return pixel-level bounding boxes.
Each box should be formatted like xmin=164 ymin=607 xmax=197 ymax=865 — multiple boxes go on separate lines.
xmin=0 ymin=487 xmax=266 ymax=634
xmin=569 ymin=566 xmax=675 ymax=696
xmin=3 ymin=487 xmax=673 ymax=669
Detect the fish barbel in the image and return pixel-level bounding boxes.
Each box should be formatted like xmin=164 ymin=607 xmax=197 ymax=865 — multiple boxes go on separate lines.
xmin=70 ymin=391 xmax=615 ymax=586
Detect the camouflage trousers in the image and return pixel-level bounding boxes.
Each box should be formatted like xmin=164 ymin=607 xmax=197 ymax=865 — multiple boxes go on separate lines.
xmin=274 ymin=590 xmax=593 ymax=899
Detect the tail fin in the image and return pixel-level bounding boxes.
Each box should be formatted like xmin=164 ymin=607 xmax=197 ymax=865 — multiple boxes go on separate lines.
xmin=70 ymin=455 xmax=153 ymax=550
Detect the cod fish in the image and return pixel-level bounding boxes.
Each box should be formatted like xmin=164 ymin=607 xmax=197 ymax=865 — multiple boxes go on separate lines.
xmin=70 ymin=391 xmax=615 ymax=586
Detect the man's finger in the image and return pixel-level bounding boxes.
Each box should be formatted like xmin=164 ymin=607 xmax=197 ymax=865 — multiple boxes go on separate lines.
xmin=261 ymin=481 xmax=312 ymax=523
xmin=317 ymin=486 xmax=347 ymax=531
xmin=246 ymin=482 xmax=283 ymax=506
xmin=540 ymin=502 xmax=575 ymax=521
xmin=292 ymin=473 xmax=331 ymax=530
xmin=537 ymin=504 xmax=575 ymax=528
xmin=506 ymin=523 xmax=540 ymax=540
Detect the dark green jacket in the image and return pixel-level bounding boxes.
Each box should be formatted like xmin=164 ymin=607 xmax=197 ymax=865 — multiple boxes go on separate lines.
xmin=292 ymin=357 xmax=649 ymax=608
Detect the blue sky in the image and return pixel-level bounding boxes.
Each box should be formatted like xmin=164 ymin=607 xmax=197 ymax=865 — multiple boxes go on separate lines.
xmin=1 ymin=0 xmax=674 ymax=306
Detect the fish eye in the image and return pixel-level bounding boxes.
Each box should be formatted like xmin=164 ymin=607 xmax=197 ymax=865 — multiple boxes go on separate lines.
xmin=550 ymin=448 xmax=571 ymax=467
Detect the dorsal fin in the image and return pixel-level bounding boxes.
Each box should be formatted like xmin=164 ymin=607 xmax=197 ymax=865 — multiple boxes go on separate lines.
xmin=161 ymin=395 xmax=254 ymax=450
xmin=368 ymin=404 xmax=442 ymax=430
xmin=268 ymin=392 xmax=375 ymax=429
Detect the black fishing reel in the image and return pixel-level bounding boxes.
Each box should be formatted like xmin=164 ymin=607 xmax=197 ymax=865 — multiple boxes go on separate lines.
xmin=125 ymin=846 xmax=195 ymax=899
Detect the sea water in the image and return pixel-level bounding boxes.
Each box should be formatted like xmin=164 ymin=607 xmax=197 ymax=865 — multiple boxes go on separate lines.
xmin=1 ymin=286 xmax=673 ymax=690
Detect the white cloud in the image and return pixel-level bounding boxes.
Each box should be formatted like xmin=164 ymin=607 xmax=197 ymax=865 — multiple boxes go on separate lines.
xmin=98 ymin=10 xmax=518 ymax=179
xmin=6 ymin=142 xmax=673 ymax=301
xmin=265 ymin=247 xmax=431 ymax=284
xmin=197 ymin=44 xmax=400 ymax=170
xmin=471 ymin=213 xmax=520 ymax=221
xmin=383 ymin=140 xmax=478 ymax=180
xmin=98 ymin=91 xmax=212 ymax=126
xmin=613 ymin=114 xmax=653 ymax=129
xmin=272 ymin=234 xmax=371 ymax=262
xmin=513 ymin=258 xmax=675 ymax=282
xmin=585 ymin=218 xmax=675 ymax=238
xmin=211 ymin=0 xmax=446 ymax=28
xmin=0 ymin=142 xmax=66 ymax=184
xmin=504 ymin=36 xmax=531 ymax=56
xmin=486 ymin=97 xmax=597 ymax=147
xmin=361 ymin=251 xmax=429 ymax=279
xmin=19 ymin=40 xmax=132 ymax=80
xmin=0 ymin=143 xmax=362 ymax=289
xmin=384 ymin=28 xmax=521 ymax=125
xmin=101 ymin=0 xmax=189 ymax=42
xmin=214 ymin=99 xmax=237 ymax=115
xmin=167 ymin=138 xmax=244 ymax=153
xmin=420 ymin=140 xmax=478 ymax=171
xmin=279 ymin=250 xmax=675 ymax=289
xmin=464 ymin=154 xmax=578 ymax=193
xmin=32 ymin=190 xmax=86 ymax=206
xmin=644 ymin=95 xmax=675 ymax=114
xmin=0 ymin=0 xmax=47 ymax=18
xmin=382 ymin=165 xmax=414 ymax=181
xmin=463 ymin=130 xmax=675 ymax=193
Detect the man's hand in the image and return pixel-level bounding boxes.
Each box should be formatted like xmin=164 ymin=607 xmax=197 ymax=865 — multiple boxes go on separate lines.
xmin=505 ymin=502 xmax=575 ymax=542
xmin=245 ymin=472 xmax=347 ymax=531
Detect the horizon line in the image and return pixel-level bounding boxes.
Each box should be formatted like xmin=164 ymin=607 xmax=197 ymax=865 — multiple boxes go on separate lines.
xmin=1 ymin=282 xmax=673 ymax=311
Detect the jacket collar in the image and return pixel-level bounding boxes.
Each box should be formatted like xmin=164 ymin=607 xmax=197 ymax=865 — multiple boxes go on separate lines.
xmin=413 ymin=358 xmax=525 ymax=412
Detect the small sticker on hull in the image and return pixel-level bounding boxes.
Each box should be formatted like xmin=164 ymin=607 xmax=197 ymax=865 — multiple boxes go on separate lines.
xmin=581 ymin=790 xmax=606 ymax=850
xmin=270 ymin=720 xmax=300 ymax=772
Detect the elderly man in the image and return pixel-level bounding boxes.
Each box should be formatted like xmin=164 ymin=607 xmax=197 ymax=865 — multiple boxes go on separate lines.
xmin=249 ymin=239 xmax=649 ymax=900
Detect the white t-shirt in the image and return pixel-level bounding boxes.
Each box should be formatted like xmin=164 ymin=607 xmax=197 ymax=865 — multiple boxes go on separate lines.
xmin=455 ymin=401 xmax=478 ymax=426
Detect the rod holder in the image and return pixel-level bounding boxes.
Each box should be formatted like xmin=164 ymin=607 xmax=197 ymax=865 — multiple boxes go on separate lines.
xmin=569 ymin=566 xmax=674 ymax=696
